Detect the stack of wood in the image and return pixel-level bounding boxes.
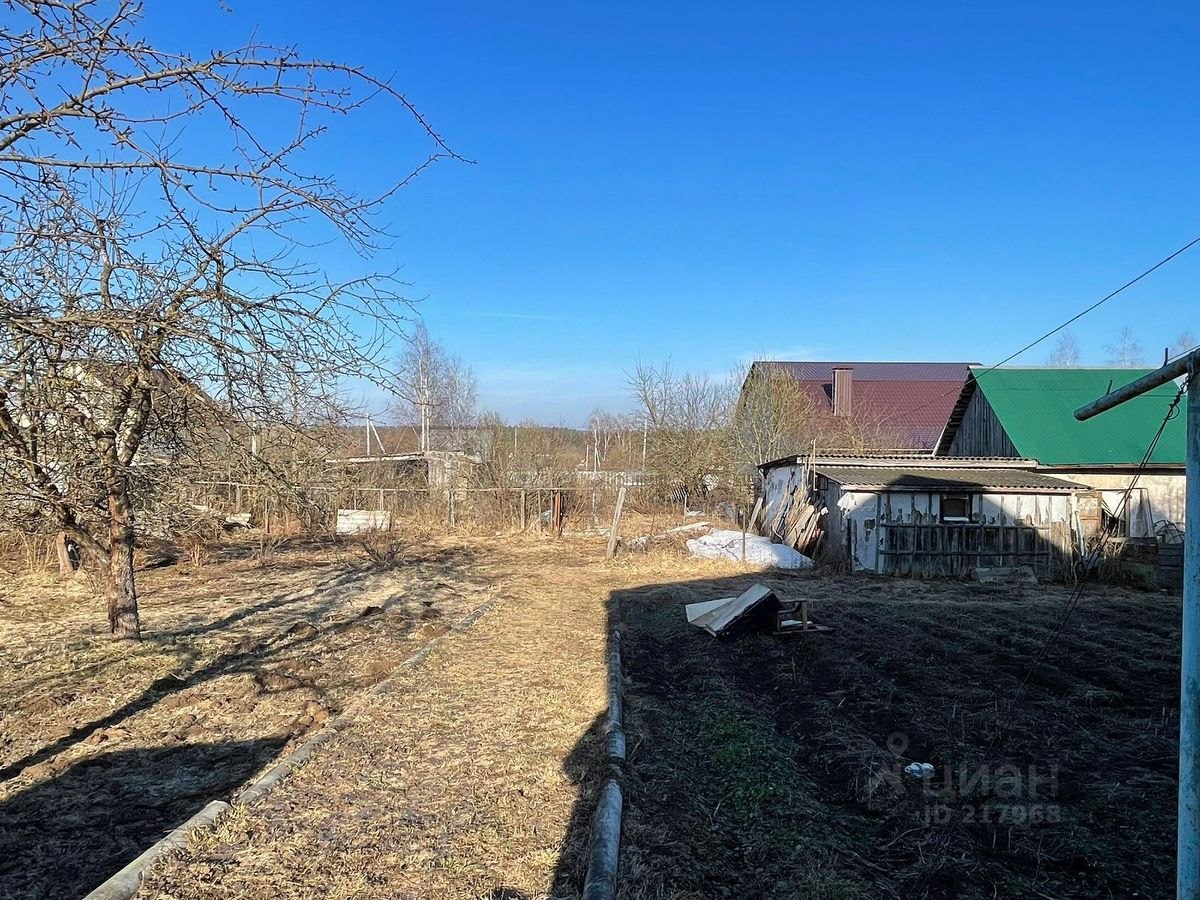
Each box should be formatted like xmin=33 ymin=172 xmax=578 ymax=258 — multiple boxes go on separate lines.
xmin=764 ymin=477 xmax=826 ymax=558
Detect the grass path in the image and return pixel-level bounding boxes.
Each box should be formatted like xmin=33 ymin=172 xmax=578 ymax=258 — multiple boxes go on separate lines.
xmin=144 ymin=539 xmax=622 ymax=900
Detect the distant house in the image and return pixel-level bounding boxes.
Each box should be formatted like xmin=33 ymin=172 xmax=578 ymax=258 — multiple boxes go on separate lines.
xmin=935 ymin=367 xmax=1187 ymax=536
xmin=759 ymin=454 xmax=1086 ymax=578
xmin=741 ymin=361 xmax=976 ymax=451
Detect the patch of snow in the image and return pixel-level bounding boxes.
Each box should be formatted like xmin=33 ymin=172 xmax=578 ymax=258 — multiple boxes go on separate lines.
xmin=685 ymin=529 xmax=813 ymax=569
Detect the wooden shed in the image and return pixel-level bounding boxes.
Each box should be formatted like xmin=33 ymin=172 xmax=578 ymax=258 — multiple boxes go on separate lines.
xmin=760 ymin=455 xmax=1087 ymax=578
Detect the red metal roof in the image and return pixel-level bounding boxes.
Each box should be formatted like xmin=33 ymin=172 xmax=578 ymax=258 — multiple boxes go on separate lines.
xmin=750 ymin=361 xmax=974 ymax=450
xmin=758 ymin=361 xmax=975 ymax=382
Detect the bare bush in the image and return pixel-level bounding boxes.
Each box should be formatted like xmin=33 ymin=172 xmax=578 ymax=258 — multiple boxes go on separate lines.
xmin=359 ymin=530 xmax=404 ymax=570
xmin=628 ymin=360 xmax=735 ymax=500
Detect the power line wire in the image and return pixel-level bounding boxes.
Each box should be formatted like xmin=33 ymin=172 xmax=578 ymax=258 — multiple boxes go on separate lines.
xmin=879 ymin=231 xmax=1200 ymax=433
xmin=987 ymin=234 xmax=1200 ymax=370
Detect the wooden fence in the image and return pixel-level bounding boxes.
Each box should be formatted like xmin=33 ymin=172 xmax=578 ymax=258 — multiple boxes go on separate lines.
xmin=878 ymin=521 xmax=1074 ymax=578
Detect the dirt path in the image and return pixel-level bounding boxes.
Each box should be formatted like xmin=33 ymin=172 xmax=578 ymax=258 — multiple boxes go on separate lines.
xmin=143 ymin=538 xmax=628 ymax=900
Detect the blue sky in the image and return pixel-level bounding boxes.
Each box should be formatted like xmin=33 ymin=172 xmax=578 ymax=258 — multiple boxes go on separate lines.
xmin=150 ymin=2 xmax=1200 ymax=424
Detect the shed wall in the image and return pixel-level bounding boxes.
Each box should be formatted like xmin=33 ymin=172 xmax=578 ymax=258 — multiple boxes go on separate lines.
xmin=839 ymin=488 xmax=1076 ymax=577
xmin=1054 ymin=472 xmax=1186 ymax=535
xmin=946 ymin=388 xmax=1019 ymax=458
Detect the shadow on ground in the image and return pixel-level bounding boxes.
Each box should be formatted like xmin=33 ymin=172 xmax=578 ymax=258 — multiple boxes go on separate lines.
xmin=0 ymin=739 xmax=285 ymax=899
xmin=551 ymin=568 xmax=1180 ymax=899
xmin=1 ymin=544 xmax=484 ymax=784
xmin=0 ymin=541 xmax=488 ymax=900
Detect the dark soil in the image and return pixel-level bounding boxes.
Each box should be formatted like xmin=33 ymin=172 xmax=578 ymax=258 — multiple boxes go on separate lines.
xmin=616 ymin=571 xmax=1180 ymax=899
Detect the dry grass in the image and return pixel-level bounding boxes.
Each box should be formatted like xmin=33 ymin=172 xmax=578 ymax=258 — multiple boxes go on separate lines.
xmin=139 ymin=538 xmax=739 ymax=900
xmin=0 ymin=530 xmax=496 ymax=899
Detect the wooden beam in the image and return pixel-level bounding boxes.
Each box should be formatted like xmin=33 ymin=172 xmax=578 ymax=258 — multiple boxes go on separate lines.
xmin=606 ymin=485 xmax=627 ymax=558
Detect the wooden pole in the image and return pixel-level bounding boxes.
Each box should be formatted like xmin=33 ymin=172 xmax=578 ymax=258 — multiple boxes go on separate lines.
xmin=748 ymin=496 xmax=764 ymax=534
xmin=606 ymin=485 xmax=627 ymax=559
xmin=519 ymin=489 xmax=527 ymax=531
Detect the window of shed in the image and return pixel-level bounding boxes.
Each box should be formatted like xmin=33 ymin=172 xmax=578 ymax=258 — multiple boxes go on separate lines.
xmin=941 ymin=495 xmax=971 ymax=522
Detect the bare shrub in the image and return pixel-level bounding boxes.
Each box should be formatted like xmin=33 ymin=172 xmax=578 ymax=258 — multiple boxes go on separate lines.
xmin=359 ymin=530 xmax=405 ymax=570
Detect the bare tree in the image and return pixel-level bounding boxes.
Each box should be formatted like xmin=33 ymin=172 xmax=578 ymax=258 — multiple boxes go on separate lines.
xmin=0 ymin=1 xmax=460 ymax=638
xmin=734 ymin=361 xmax=907 ymax=459
xmin=391 ymin=322 xmax=477 ymax=452
xmin=627 ymin=361 xmax=733 ymax=499
xmin=1104 ymin=326 xmax=1145 ymax=368
xmin=1046 ymin=331 xmax=1082 ymax=366
xmin=586 ymin=408 xmax=624 ymax=470
xmin=731 ymin=362 xmax=822 ymax=466
xmin=1174 ymin=330 xmax=1197 ymax=359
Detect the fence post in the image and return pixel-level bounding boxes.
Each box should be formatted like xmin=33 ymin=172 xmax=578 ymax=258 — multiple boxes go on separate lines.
xmin=606 ymin=485 xmax=627 ymax=559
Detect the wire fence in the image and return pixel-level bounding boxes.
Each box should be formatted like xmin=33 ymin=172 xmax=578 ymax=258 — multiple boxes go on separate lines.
xmin=181 ymin=472 xmax=752 ymax=536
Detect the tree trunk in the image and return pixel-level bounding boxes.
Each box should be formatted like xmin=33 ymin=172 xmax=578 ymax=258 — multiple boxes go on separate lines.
xmin=56 ymin=532 xmax=80 ymax=580
xmin=105 ymin=533 xmax=140 ymax=639
xmin=104 ymin=470 xmax=141 ymax=640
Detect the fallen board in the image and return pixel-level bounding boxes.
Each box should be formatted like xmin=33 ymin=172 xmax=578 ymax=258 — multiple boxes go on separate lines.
xmin=684 ymin=584 xmax=779 ymax=637
xmin=973 ymin=565 xmax=1038 ymax=585
xmin=684 ymin=597 xmax=736 ymax=626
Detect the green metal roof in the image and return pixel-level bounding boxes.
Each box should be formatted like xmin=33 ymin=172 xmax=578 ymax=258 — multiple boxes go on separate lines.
xmin=971 ymin=367 xmax=1187 ymax=466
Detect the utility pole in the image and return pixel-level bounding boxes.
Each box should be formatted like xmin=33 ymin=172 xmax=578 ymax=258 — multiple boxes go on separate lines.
xmin=1075 ymin=348 xmax=1198 ymax=897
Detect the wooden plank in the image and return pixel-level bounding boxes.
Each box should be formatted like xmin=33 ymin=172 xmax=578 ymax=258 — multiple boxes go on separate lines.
xmin=748 ymin=495 xmax=764 ymax=533
xmin=784 ymin=502 xmax=815 ymax=549
xmin=606 ymin=485 xmax=627 ymax=558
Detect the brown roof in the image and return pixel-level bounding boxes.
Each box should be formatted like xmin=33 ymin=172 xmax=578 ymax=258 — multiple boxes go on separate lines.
xmin=758 ymin=362 xmax=974 ymax=382
xmin=749 ymin=361 xmax=975 ymax=449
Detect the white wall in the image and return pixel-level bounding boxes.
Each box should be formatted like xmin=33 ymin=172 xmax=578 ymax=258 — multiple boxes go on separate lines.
xmin=1058 ymin=472 xmax=1186 ymax=535
xmin=840 ymin=489 xmax=1075 ymax=573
